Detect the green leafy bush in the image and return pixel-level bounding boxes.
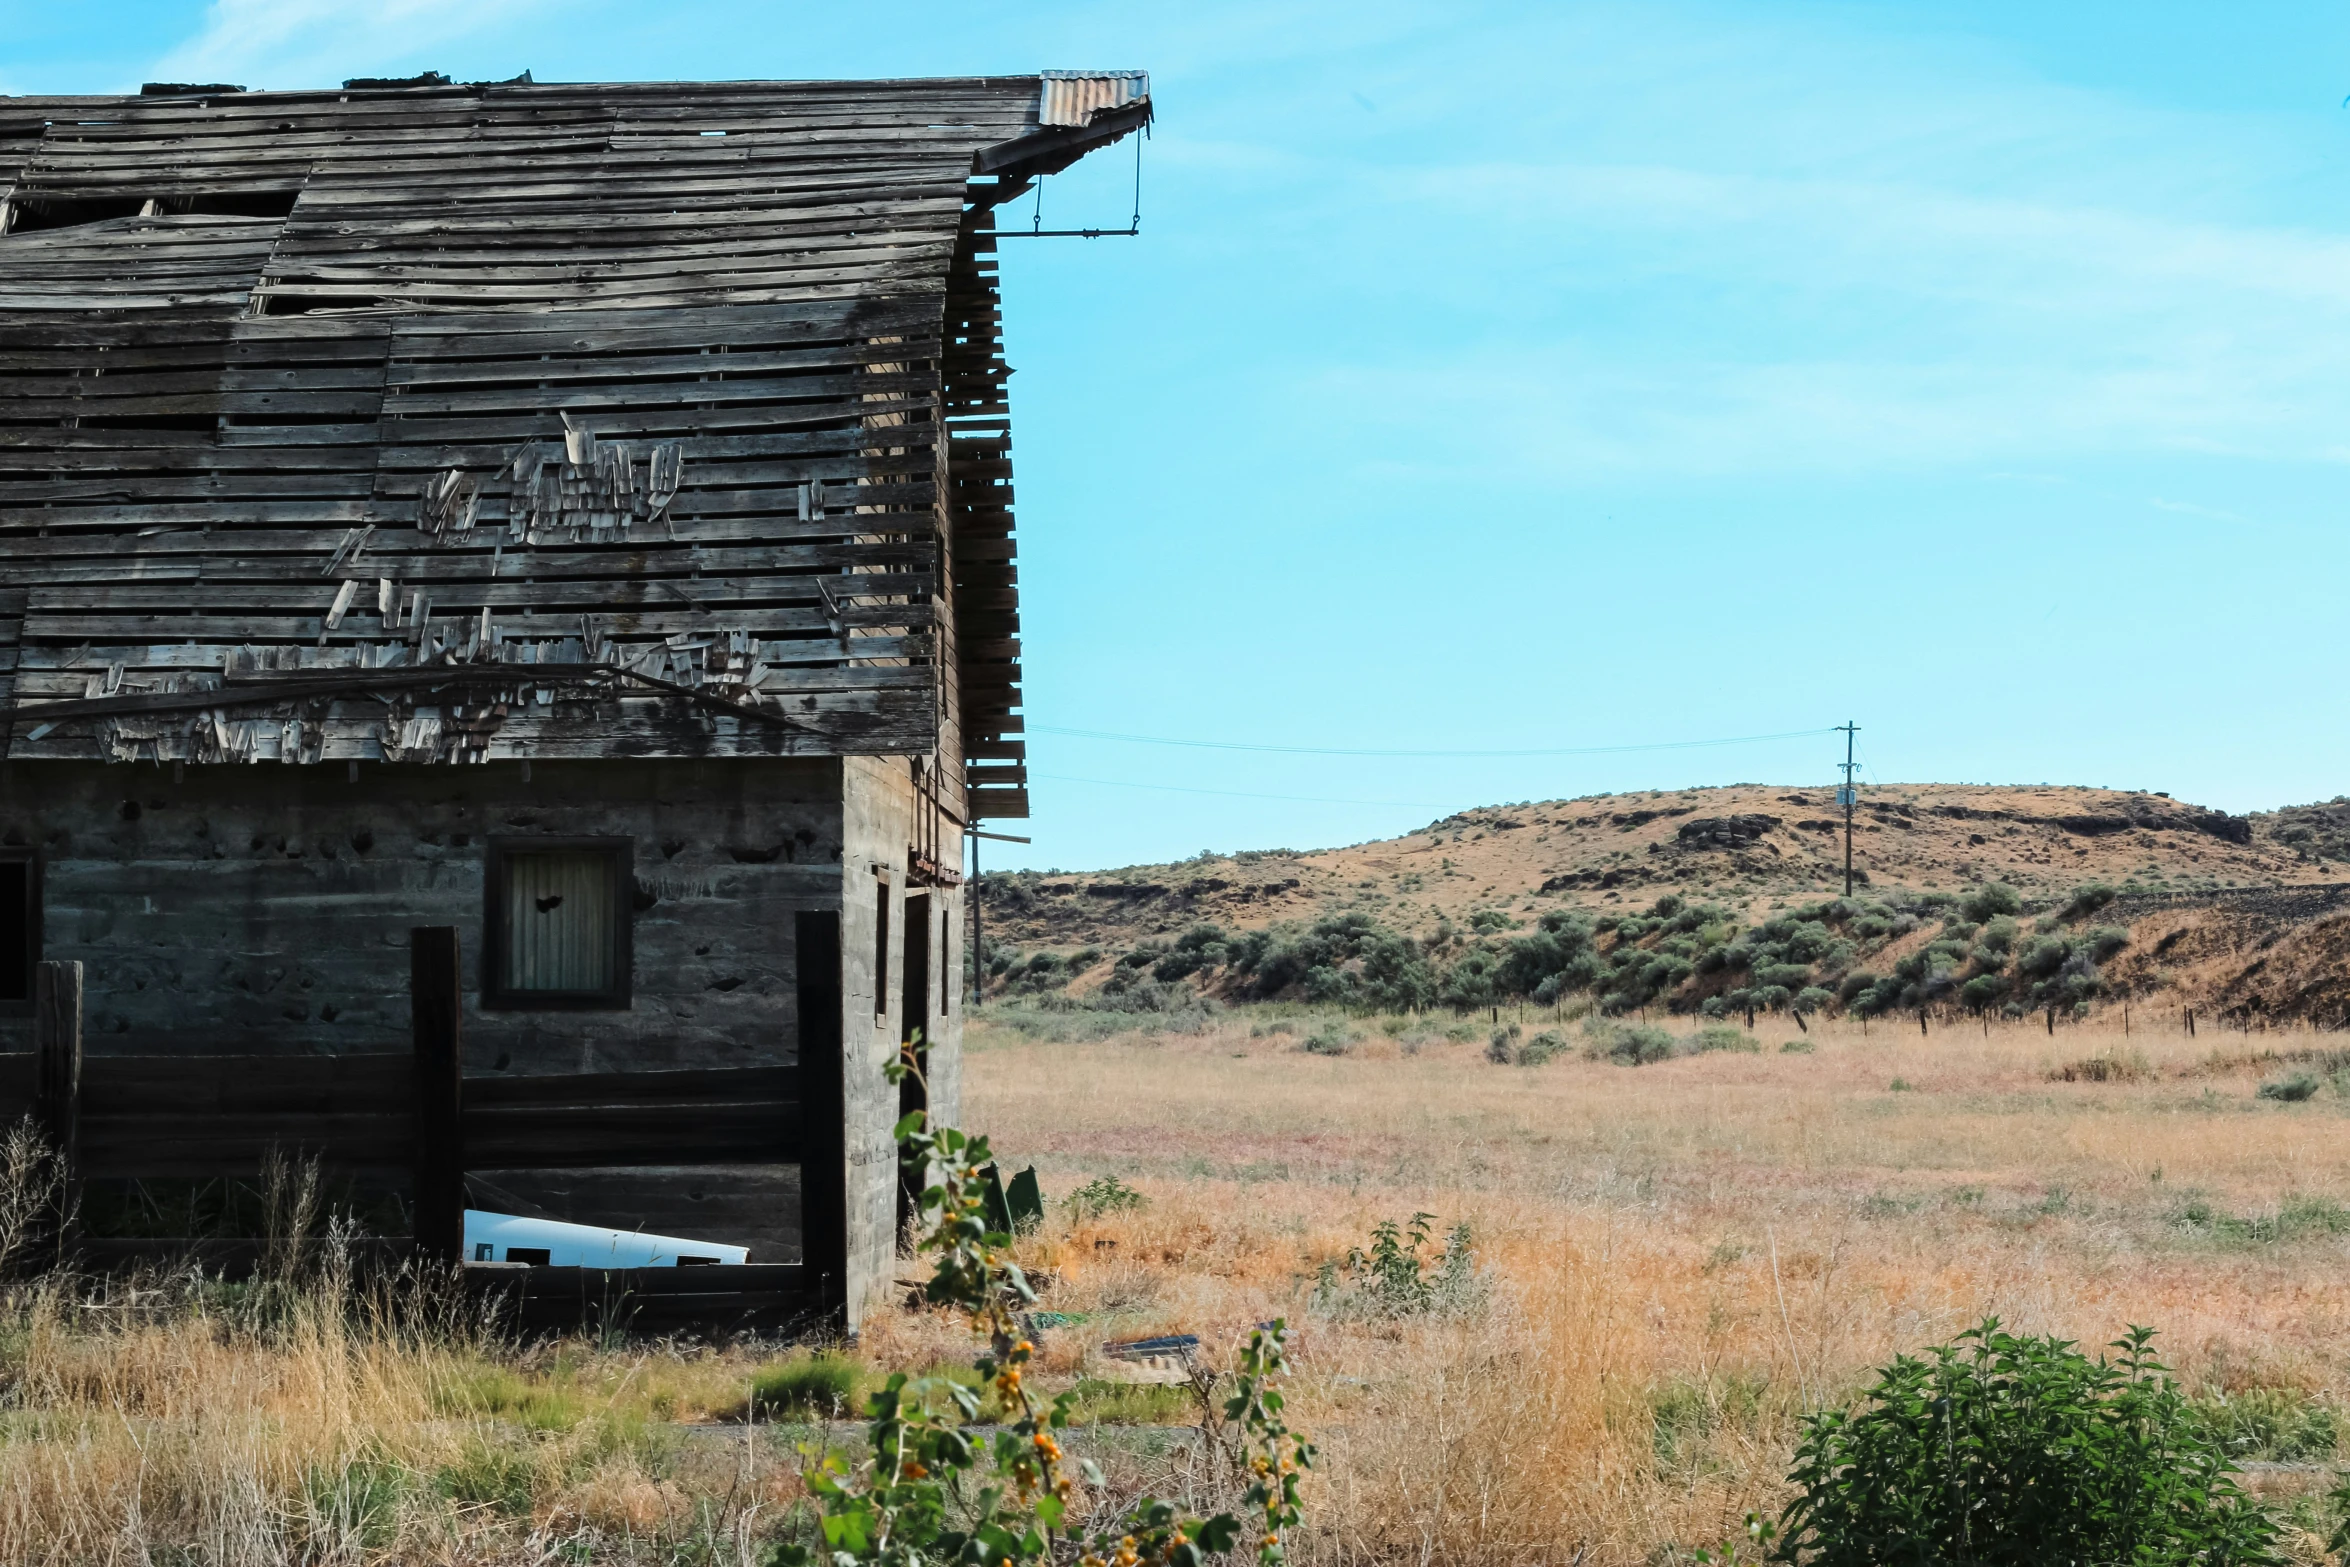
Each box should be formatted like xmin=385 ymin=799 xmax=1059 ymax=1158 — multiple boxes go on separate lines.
xmin=1692 ymin=1024 xmax=1759 ymax=1055
xmin=2257 ymin=1074 xmax=2319 ymax=1103
xmin=1065 ymin=1174 xmax=1145 ymax=1220
xmin=1311 ymin=1213 xmax=1479 ymax=1320
xmin=1776 ymin=1320 xmax=2277 ymax=1566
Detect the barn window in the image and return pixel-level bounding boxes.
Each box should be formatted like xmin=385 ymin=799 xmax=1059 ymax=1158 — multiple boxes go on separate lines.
xmin=0 ymin=853 xmax=34 ymax=1008
xmin=484 ymin=839 xmax=632 ymax=1009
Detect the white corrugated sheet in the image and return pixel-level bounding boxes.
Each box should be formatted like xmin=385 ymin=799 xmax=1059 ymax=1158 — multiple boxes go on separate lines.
xmin=1039 ymin=71 xmax=1149 ymax=127
xmin=463 ymin=1210 xmax=750 ymax=1267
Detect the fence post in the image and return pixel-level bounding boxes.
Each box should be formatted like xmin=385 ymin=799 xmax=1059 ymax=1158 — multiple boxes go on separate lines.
xmin=32 ymin=960 xmax=81 ymax=1247
xmin=411 ymin=927 xmax=465 ymax=1265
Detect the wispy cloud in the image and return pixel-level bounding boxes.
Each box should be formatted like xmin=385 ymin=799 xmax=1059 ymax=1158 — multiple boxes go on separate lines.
xmin=1144 ymin=3 xmax=2350 ymax=484
xmin=150 ymin=0 xmax=550 ymax=90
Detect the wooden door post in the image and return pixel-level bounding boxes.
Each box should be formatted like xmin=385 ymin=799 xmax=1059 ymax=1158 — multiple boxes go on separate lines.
xmin=411 ymin=927 xmax=465 ymax=1265
xmin=32 ymin=960 xmax=81 ymax=1244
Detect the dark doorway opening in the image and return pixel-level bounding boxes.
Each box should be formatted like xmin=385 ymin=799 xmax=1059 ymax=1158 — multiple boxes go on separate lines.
xmin=794 ymin=911 xmax=845 ymax=1314
xmin=0 ymin=856 xmax=34 ymax=1006
xmin=897 ymin=892 xmax=932 ymax=1241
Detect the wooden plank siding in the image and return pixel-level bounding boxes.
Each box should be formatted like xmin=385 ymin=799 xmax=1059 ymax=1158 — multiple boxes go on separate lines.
xmin=0 ymin=73 xmax=1142 ymax=1325
xmin=0 ymin=75 xmax=1149 ymax=819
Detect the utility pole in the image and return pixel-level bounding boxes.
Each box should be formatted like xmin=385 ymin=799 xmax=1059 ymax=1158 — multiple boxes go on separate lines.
xmin=1836 ymin=721 xmax=1861 ymax=897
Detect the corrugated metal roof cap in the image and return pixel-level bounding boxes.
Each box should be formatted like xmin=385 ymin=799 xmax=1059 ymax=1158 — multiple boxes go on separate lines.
xmin=1039 ymin=70 xmax=1148 ymax=127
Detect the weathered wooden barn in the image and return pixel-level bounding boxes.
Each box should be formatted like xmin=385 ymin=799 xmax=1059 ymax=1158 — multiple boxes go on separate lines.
xmin=0 ymin=70 xmax=1147 ymax=1328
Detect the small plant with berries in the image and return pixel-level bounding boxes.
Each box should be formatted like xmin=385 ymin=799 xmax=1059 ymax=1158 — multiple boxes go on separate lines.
xmin=770 ymin=1043 xmax=1312 ymax=1566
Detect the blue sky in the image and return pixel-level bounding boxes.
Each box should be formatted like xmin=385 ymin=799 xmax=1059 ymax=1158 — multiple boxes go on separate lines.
xmin=13 ymin=3 xmax=2350 ymax=869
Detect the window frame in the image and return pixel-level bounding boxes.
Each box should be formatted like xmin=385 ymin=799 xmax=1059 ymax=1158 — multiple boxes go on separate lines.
xmin=482 ymin=836 xmax=634 ymax=1011
xmin=0 ymin=850 xmax=37 ymax=1016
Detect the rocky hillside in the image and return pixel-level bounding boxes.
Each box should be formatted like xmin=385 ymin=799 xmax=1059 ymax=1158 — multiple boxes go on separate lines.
xmin=974 ymin=784 xmax=2350 ymax=1025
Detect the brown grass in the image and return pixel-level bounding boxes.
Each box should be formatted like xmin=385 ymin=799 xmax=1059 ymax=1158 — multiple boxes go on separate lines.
xmin=0 ymin=1008 xmax=2344 ymax=1563
xmin=957 ymin=1007 xmax=2350 ymax=1563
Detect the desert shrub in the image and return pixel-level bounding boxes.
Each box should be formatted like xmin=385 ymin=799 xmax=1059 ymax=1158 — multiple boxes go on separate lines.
xmin=1977 ymin=914 xmax=2020 ymax=954
xmin=1302 ymin=1021 xmax=1355 ymax=1056
xmin=1777 ymin=1321 xmax=2277 ymax=1566
xmin=1960 ymin=973 xmax=2011 ymax=1011
xmin=747 ymin=1352 xmax=862 ymax=1419
xmin=2051 ymin=1051 xmax=2153 ymax=1084
xmin=1010 ymin=951 xmax=1065 ymax=993
xmin=1348 ymin=935 xmax=1431 ymax=1011
xmin=1584 ymin=1019 xmax=1678 ymax=1066
xmin=1150 ymin=924 xmax=1228 ymax=982
xmin=1065 ymin=1174 xmax=1145 ymax=1220
xmin=1312 ymin=1213 xmax=1480 ymax=1320
xmin=1692 ymin=1025 xmax=1758 ymax=1055
xmin=1438 ymin=947 xmax=1505 ymax=1012
xmin=2258 ymin=1074 xmax=2320 ymax=1103
xmin=1500 ymin=911 xmax=1601 ymax=998
xmin=1517 ymin=1029 xmax=1567 ymax=1065
xmin=1961 ymin=882 xmax=2022 ymax=924
xmin=2081 ymin=925 xmax=2130 ymax=962
xmin=2059 ymin=881 xmax=2119 ymax=921
xmin=1781 ymin=1039 xmax=1814 ymax=1054
xmin=1301 ymin=965 xmax=1354 ymax=1004
xmin=2015 ymin=935 xmax=2071 ymax=980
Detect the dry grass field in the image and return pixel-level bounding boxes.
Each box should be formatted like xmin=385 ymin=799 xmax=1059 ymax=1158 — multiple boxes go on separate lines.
xmin=0 ymin=1006 xmax=2345 ymax=1564
xmin=954 ymin=1005 xmax=2350 ymax=1563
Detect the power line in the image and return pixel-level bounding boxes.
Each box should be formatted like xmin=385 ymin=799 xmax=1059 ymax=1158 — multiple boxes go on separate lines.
xmin=1035 ymin=773 xmax=1440 ymax=808
xmin=1030 ymin=723 xmax=1839 ymax=760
